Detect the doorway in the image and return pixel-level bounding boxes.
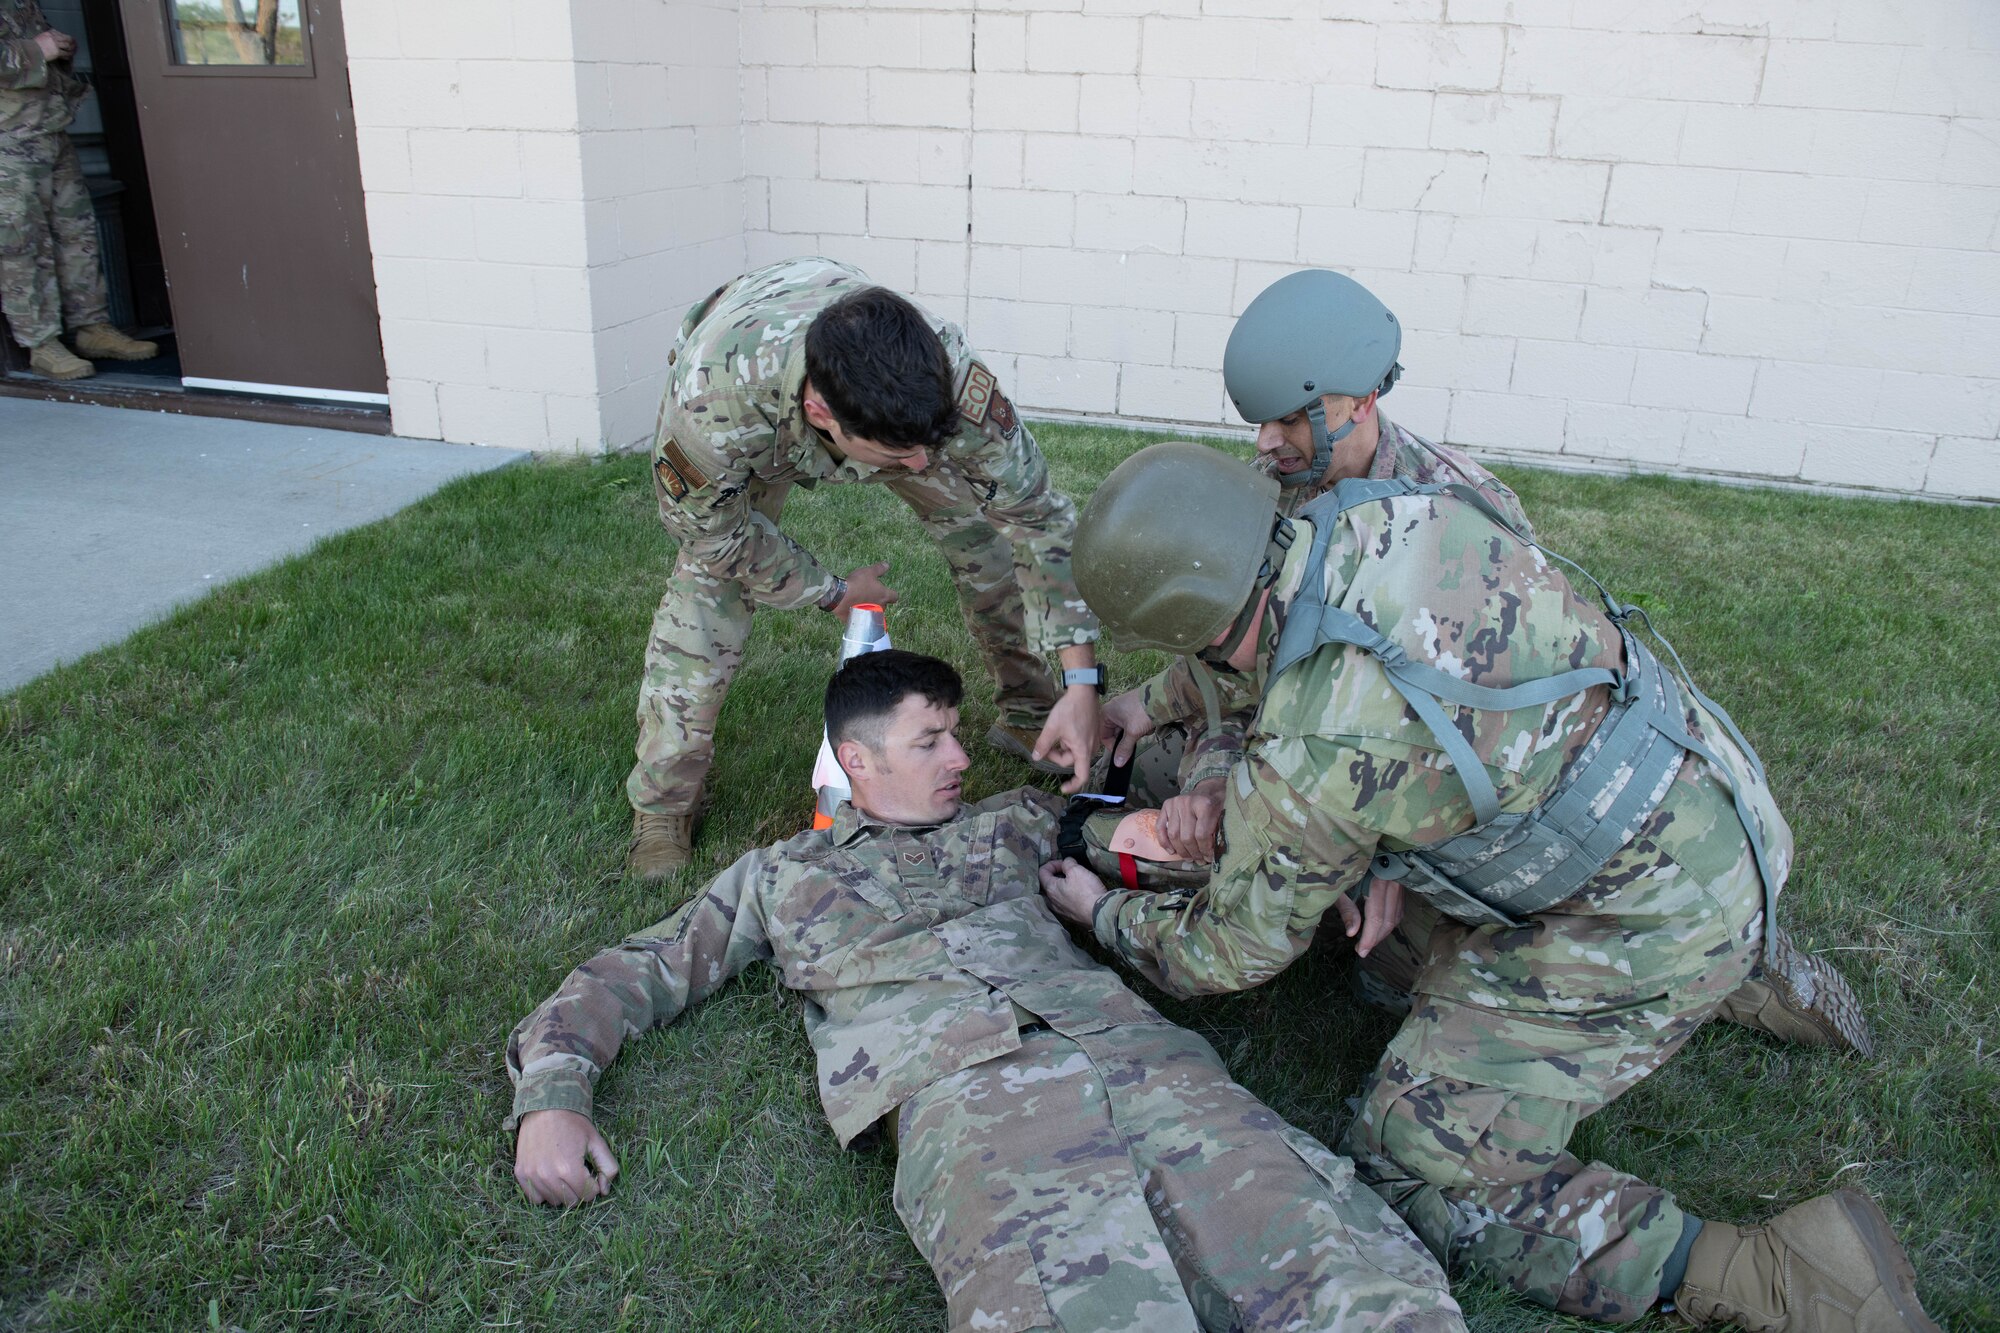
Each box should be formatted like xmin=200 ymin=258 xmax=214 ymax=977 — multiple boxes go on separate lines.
xmin=0 ymin=0 xmax=388 ymax=431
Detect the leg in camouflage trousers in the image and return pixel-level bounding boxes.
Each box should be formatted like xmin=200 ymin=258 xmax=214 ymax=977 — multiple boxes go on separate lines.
xmin=1338 ymin=786 xmax=1766 ymax=1324
xmin=626 ymin=477 xmax=792 ymax=817
xmin=0 ymin=135 xmax=109 ymax=349
xmin=893 ymin=1025 xmax=1464 ymax=1333
xmin=882 ymin=465 xmax=1059 ymax=730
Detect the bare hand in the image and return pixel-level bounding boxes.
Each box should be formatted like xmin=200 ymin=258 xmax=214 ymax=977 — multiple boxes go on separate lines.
xmin=1100 ymin=689 xmax=1154 ymax=766
xmin=831 ymin=561 xmax=898 ymax=616
xmin=1157 ymin=778 xmax=1224 ymax=863
xmin=514 ymin=1109 xmax=620 ymax=1208
xmin=1033 ymin=687 xmax=1101 ymax=796
xmin=36 ymin=29 xmax=76 ymax=59
xmin=1333 ymin=877 xmax=1405 ymax=958
xmin=1038 ymin=857 xmax=1107 ymax=927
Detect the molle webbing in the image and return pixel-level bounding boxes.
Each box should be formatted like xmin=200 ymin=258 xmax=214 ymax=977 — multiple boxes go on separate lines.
xmin=1273 ymin=478 xmax=1781 ymax=956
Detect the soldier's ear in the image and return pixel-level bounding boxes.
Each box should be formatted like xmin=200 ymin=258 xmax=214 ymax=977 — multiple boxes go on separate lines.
xmin=802 ymin=382 xmax=837 ymax=433
xmin=835 ymin=736 xmax=871 ymax=780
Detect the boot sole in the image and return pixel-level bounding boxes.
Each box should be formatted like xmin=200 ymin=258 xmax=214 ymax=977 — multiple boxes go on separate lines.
xmin=80 ymin=348 xmax=159 ymax=361
xmin=1721 ymin=929 xmax=1874 ymax=1056
xmin=1833 ymin=1190 xmax=1941 ymax=1333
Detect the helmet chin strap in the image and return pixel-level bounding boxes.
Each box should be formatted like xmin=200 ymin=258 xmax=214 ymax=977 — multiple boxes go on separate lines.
xmin=1281 ymin=398 xmax=1357 ymax=490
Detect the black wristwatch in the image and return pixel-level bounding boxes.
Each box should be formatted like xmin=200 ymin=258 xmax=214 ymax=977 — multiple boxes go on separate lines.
xmin=1062 ymin=666 xmax=1106 ymax=694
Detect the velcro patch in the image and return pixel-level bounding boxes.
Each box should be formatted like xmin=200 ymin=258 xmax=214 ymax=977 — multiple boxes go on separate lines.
xmin=957 ymin=361 xmax=997 ymax=427
xmin=989 ymin=388 xmax=1019 ymax=437
xmin=654 ymin=456 xmax=689 ymax=502
xmin=654 ymin=436 xmax=709 ymax=503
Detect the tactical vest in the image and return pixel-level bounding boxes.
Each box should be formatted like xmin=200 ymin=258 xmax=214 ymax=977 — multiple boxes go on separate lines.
xmin=1271 ymin=477 xmax=1782 ymax=960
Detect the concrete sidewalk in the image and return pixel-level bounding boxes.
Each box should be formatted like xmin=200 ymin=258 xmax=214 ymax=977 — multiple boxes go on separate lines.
xmin=1 ymin=399 xmax=528 ymax=693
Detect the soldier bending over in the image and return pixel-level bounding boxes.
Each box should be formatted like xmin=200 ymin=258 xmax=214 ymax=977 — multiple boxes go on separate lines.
xmin=625 ymin=257 xmax=1105 ymax=878
xmin=510 ymin=650 xmax=1463 ymax=1333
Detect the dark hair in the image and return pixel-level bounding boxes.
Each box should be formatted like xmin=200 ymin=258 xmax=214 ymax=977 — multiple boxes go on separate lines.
xmin=804 ymin=288 xmax=958 ymax=448
xmin=824 ymin=650 xmax=963 ymax=752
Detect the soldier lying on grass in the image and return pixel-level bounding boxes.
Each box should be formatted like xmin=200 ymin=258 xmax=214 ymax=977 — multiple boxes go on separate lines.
xmin=509 ymin=649 xmax=1465 ymax=1333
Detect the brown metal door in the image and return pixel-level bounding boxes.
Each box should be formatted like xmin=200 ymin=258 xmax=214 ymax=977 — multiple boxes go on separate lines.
xmin=118 ymin=0 xmax=385 ymax=401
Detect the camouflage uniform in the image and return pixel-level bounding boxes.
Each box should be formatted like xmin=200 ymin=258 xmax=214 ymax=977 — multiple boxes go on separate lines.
xmin=1091 ymin=489 xmax=1790 ymax=1321
xmin=629 ymin=258 xmax=1098 ymax=817
xmin=1123 ymin=417 xmax=1529 ymax=1000
xmin=0 ymin=0 xmax=108 ymax=350
xmin=508 ymin=787 xmax=1463 ymax=1332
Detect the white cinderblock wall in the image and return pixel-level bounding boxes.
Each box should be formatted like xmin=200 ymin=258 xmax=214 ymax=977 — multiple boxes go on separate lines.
xmin=742 ymin=0 xmax=1999 ymax=500
xmin=346 ymin=0 xmax=2000 ymax=500
xmin=343 ymin=0 xmax=746 ymax=453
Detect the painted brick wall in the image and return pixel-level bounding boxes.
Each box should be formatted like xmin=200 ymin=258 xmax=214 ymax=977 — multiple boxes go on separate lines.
xmin=346 ymin=0 xmax=745 ymax=453
xmin=573 ymin=0 xmax=749 ymax=451
xmin=741 ymin=0 xmax=2000 ymax=500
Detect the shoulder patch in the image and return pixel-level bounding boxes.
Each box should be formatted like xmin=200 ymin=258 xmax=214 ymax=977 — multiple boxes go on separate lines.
xmin=654 ymin=436 xmax=710 ymax=503
xmin=989 ymin=386 xmax=1019 ymax=437
xmin=653 ymin=455 xmax=689 ymax=502
xmin=957 ymin=361 xmax=997 ymax=427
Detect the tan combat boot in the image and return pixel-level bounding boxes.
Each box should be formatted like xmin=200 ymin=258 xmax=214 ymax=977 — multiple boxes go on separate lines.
xmin=1717 ymin=927 xmax=1874 ymax=1056
xmin=28 ymin=339 xmax=94 ymax=380
xmin=72 ymin=323 xmax=159 ymax=361
xmin=1678 ymin=1191 xmax=1938 ymax=1332
xmin=626 ymin=808 xmax=697 ymax=880
xmin=985 ymin=720 xmax=1075 ymax=777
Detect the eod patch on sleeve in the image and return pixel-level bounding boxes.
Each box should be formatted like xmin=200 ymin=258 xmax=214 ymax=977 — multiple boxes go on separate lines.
xmin=957 ymin=362 xmax=1020 ymax=438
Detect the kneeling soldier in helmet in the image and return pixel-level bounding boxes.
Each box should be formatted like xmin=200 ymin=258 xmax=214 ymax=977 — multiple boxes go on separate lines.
xmin=1050 ymin=440 xmax=1934 ymax=1330
xmin=1099 ymin=269 xmax=1869 ymax=1057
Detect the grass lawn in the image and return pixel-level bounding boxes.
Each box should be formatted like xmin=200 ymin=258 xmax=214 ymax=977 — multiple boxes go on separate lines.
xmin=3 ymin=423 xmax=1996 ymax=1331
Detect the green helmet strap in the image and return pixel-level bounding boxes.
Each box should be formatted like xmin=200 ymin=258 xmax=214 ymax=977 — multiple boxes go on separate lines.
xmin=1285 ymin=398 xmax=1357 ymax=491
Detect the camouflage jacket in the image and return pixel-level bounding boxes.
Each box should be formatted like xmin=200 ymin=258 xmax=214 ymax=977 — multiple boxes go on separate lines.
xmin=507 ymin=788 xmax=1165 ymax=1147
xmin=1094 ymin=487 xmax=1792 ymax=1013
xmin=0 ymin=0 xmax=83 ymax=143
xmin=649 ymin=256 xmax=1098 ymax=652
xmin=1136 ymin=415 xmax=1531 ymax=787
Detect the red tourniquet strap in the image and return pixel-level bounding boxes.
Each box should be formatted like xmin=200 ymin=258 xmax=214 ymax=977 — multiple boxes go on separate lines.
xmin=1117 ymin=853 xmax=1140 ymax=891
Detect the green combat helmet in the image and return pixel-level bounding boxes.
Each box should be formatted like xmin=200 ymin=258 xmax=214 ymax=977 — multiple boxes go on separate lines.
xmin=1074 ymin=441 xmax=1284 ymax=655
xmin=1223 ymin=270 xmax=1403 ymax=490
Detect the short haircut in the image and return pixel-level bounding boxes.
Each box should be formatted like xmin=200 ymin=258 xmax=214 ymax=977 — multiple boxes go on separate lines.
xmin=824 ymin=650 xmax=964 ymax=753
xmin=804 ymin=287 xmax=958 ymax=449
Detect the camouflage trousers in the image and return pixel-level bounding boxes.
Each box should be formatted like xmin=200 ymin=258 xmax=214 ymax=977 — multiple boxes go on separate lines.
xmin=1338 ymin=834 xmax=1766 ymax=1321
xmin=1117 ymin=731 xmax=1767 ymax=1320
xmin=628 ymin=468 xmax=1058 ymax=816
xmin=0 ymin=133 xmax=108 ymax=349
xmin=892 ymin=1024 xmax=1464 ymax=1333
